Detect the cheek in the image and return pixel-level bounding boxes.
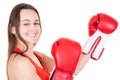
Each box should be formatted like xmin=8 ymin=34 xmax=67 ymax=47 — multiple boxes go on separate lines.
xmin=19 ymin=27 xmax=27 ymax=37
xmin=37 ymin=27 xmax=42 ymax=35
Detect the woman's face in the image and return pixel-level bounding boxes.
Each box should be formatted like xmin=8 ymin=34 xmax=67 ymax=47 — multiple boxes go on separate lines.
xmin=19 ymin=9 xmax=41 ymax=45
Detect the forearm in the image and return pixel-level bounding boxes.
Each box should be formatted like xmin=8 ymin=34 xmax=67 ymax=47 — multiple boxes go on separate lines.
xmin=74 ymin=52 xmax=91 ymax=75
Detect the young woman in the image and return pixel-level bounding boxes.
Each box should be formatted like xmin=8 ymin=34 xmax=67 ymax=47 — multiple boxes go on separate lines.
xmin=6 ymin=3 xmax=91 ymax=80
xmin=6 ymin=3 xmax=55 ymax=80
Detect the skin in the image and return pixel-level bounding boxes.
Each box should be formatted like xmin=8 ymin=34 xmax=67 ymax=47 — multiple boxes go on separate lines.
xmin=7 ymin=9 xmax=90 ymax=80
xmin=7 ymin=9 xmax=54 ymax=80
xmin=74 ymin=53 xmax=90 ymax=75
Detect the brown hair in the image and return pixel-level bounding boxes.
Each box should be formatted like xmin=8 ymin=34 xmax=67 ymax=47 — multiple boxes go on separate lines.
xmin=7 ymin=3 xmax=41 ymax=59
xmin=7 ymin=3 xmax=42 ymax=80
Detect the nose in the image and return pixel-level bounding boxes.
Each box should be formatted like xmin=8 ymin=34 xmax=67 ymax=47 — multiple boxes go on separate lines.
xmin=29 ymin=24 xmax=36 ymax=32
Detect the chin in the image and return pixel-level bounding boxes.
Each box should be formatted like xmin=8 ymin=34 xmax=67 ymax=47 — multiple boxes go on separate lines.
xmin=27 ymin=41 xmax=36 ymax=45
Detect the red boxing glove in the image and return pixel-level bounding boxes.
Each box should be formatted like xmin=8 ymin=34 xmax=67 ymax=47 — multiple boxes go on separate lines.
xmin=51 ymin=38 xmax=81 ymax=80
xmin=88 ymin=13 xmax=118 ymax=36
xmin=83 ymin=13 xmax=118 ymax=60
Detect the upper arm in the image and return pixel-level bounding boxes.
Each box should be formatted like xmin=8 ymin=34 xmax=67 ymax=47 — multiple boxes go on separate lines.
xmin=42 ymin=54 xmax=55 ymax=72
xmin=8 ymin=56 xmax=41 ymax=80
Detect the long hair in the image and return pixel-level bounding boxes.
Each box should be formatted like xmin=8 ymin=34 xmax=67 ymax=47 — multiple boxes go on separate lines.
xmin=7 ymin=3 xmax=41 ymax=59
xmin=7 ymin=3 xmax=42 ymax=80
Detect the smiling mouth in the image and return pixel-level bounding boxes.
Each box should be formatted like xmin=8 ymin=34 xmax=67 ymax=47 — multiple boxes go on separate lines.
xmin=28 ymin=34 xmax=36 ymax=37
xmin=27 ymin=33 xmax=37 ymax=37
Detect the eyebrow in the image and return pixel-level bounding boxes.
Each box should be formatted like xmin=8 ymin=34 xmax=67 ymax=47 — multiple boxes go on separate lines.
xmin=21 ymin=19 xmax=39 ymax=22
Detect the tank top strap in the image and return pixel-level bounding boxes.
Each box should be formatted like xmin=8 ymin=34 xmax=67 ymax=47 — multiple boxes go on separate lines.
xmin=13 ymin=48 xmax=50 ymax=80
xmin=34 ymin=52 xmax=47 ymax=69
xmin=13 ymin=48 xmax=38 ymax=68
xmin=13 ymin=47 xmax=23 ymax=53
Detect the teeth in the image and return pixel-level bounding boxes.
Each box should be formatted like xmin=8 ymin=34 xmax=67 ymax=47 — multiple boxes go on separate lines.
xmin=28 ymin=34 xmax=36 ymax=37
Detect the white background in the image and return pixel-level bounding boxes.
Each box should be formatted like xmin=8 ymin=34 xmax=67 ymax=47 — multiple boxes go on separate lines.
xmin=0 ymin=0 xmax=120 ymax=80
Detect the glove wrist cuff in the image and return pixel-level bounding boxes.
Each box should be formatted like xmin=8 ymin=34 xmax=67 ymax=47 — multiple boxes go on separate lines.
xmin=53 ymin=69 xmax=73 ymax=80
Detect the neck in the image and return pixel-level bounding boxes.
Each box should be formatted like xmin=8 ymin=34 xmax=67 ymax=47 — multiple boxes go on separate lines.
xmin=25 ymin=44 xmax=34 ymax=55
xmin=15 ymin=40 xmax=34 ymax=55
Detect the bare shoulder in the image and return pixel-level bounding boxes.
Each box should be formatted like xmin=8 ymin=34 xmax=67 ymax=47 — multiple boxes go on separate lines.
xmin=7 ymin=53 xmax=35 ymax=74
xmin=8 ymin=53 xmax=33 ymax=69
xmin=7 ymin=53 xmax=39 ymax=80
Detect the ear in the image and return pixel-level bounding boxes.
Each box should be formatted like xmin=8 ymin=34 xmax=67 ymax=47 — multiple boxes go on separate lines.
xmin=11 ymin=27 xmax=16 ymax=34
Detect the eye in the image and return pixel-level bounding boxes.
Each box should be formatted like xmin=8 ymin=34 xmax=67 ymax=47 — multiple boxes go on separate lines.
xmin=23 ymin=23 xmax=30 ymax=26
xmin=34 ymin=22 xmax=40 ymax=25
